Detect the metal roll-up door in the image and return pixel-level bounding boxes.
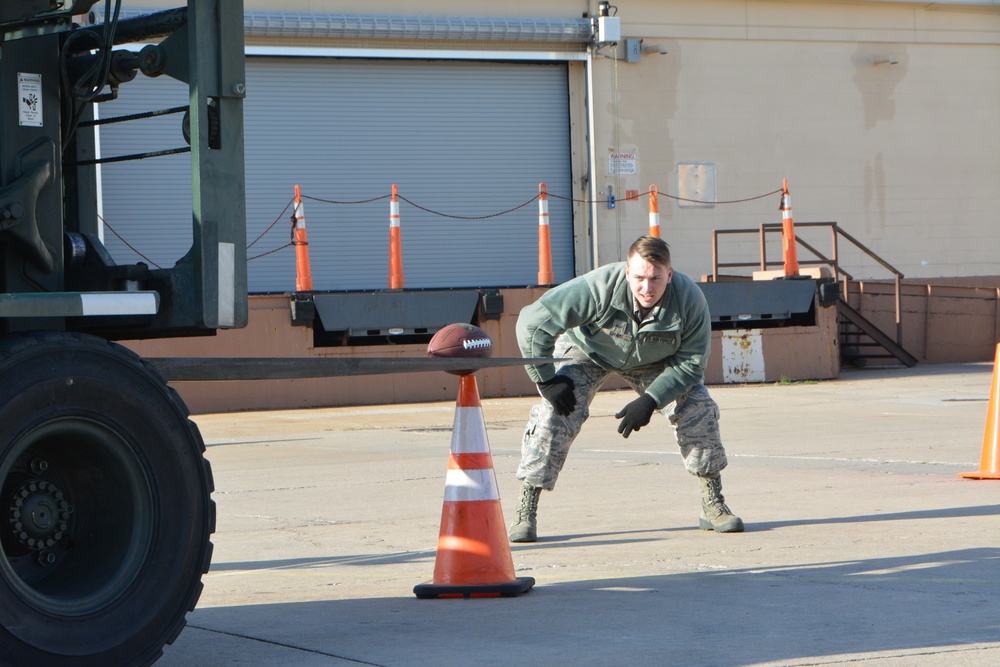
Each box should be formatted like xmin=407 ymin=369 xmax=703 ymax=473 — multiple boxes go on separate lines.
xmin=97 ymin=56 xmax=574 ymax=293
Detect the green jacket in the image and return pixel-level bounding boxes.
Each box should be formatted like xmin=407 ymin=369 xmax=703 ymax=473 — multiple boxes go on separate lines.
xmin=517 ymin=262 xmax=711 ymax=408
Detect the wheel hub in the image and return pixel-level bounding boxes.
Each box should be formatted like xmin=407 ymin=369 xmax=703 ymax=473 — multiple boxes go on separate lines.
xmin=8 ymin=479 xmax=70 ymax=550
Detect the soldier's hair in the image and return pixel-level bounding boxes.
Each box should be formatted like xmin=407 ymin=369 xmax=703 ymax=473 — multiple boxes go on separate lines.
xmin=627 ymin=236 xmax=671 ymax=268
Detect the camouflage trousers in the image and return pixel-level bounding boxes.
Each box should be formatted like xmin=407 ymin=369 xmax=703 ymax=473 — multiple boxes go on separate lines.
xmin=517 ymin=337 xmax=728 ymax=490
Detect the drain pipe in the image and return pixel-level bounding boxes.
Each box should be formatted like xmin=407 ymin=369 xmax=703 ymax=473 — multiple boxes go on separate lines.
xmin=585 ymin=46 xmax=599 ymax=273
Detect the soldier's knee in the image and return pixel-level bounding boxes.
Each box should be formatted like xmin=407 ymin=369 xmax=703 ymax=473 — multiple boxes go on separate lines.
xmin=681 ymin=445 xmax=727 ymax=475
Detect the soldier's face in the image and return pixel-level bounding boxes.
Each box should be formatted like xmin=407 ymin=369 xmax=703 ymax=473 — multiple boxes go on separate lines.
xmin=625 ymin=255 xmax=672 ymax=309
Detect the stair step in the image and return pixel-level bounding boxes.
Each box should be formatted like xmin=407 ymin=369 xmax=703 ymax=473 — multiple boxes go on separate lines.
xmin=836 ymin=300 xmax=918 ymax=368
xmin=842 ymin=353 xmax=896 ymax=359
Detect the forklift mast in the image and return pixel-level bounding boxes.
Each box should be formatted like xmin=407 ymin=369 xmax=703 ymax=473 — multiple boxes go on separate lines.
xmin=0 ymin=0 xmax=247 ymax=338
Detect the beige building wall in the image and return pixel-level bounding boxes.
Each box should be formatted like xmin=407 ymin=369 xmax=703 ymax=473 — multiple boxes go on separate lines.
xmin=594 ymin=0 xmax=1000 ymax=284
xmin=121 ymin=0 xmax=999 ymax=283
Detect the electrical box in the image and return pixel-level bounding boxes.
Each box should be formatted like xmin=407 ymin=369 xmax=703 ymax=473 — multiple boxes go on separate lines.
xmin=597 ymin=16 xmax=620 ymax=43
xmin=622 ymin=38 xmax=642 ymax=62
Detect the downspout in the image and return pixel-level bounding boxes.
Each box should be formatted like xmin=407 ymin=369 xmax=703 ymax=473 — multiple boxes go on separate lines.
xmin=585 ymin=46 xmax=599 ymax=273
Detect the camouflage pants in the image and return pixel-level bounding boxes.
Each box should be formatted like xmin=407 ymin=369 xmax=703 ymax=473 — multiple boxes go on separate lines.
xmin=517 ymin=337 xmax=728 ymax=490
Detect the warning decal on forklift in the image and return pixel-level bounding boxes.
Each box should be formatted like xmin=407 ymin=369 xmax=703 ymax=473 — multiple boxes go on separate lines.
xmin=18 ymin=73 xmax=42 ymax=127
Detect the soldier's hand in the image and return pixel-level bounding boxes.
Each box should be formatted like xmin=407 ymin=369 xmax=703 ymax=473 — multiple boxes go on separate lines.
xmin=537 ymin=375 xmax=576 ymax=416
xmin=615 ymin=394 xmax=657 ymax=438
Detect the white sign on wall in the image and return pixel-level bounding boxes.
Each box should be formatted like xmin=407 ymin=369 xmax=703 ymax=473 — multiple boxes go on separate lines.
xmin=18 ymin=73 xmax=43 ymax=128
xmin=609 ymin=150 xmax=637 ymax=175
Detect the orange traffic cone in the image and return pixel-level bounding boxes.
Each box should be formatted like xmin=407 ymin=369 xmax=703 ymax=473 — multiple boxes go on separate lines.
xmin=959 ymin=343 xmax=1000 ymax=480
xmin=291 ymin=185 xmax=313 ymax=291
xmin=780 ymin=179 xmax=800 ymax=277
xmin=648 ymin=184 xmax=661 ymax=238
xmin=389 ymin=183 xmax=404 ymax=290
xmin=537 ymin=183 xmax=554 ymax=286
xmin=414 ymin=374 xmax=535 ymax=599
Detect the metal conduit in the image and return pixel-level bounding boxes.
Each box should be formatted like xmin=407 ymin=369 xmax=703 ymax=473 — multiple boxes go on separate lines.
xmin=113 ymin=9 xmax=594 ymax=43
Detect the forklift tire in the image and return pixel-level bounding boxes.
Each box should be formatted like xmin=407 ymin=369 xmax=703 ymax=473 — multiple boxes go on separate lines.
xmin=0 ymin=332 xmax=215 ymax=666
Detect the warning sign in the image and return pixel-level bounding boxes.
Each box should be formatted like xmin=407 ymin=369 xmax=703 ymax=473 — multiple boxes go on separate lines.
xmin=608 ymin=151 xmax=637 ymax=175
xmin=18 ymin=73 xmax=42 ymax=128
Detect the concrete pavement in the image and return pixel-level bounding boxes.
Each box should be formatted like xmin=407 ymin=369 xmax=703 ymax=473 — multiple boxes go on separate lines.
xmin=157 ymin=363 xmax=1000 ymax=666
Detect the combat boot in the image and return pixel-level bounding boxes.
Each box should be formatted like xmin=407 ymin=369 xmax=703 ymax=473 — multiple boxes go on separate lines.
xmin=698 ymin=473 xmax=744 ymax=533
xmin=508 ymin=480 xmax=542 ymax=543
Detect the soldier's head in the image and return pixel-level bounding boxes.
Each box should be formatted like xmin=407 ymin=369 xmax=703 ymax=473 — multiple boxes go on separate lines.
xmin=625 ymin=236 xmax=673 ymax=310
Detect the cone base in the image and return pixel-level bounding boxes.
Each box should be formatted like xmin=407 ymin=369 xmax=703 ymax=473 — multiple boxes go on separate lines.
xmin=958 ymin=471 xmax=1000 ymax=480
xmin=414 ymin=576 xmax=535 ymax=599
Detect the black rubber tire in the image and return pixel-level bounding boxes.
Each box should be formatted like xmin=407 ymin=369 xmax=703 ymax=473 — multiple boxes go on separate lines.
xmin=0 ymin=332 xmax=215 ymax=666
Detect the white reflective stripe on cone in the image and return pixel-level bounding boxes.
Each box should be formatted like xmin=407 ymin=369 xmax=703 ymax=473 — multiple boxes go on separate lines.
xmin=444 ymin=468 xmax=500 ymax=502
xmin=451 ymin=407 xmax=490 ymax=454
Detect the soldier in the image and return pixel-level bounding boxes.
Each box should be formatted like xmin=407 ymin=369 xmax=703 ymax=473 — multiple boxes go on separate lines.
xmin=509 ymin=235 xmax=743 ymax=542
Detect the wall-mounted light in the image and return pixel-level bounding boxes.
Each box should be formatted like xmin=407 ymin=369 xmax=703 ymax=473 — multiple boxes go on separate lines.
xmin=871 ymin=55 xmax=899 ymax=66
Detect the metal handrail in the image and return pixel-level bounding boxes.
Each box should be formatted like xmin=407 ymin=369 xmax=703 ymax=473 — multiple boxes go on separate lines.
xmin=710 ymin=221 xmax=905 ymax=344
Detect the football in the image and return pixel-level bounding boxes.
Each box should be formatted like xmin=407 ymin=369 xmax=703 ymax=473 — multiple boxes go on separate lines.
xmin=427 ymin=323 xmax=493 ymax=375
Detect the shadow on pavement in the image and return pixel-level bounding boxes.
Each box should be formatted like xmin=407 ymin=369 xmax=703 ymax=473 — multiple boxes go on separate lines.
xmin=168 ymin=546 xmax=1000 ymax=667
